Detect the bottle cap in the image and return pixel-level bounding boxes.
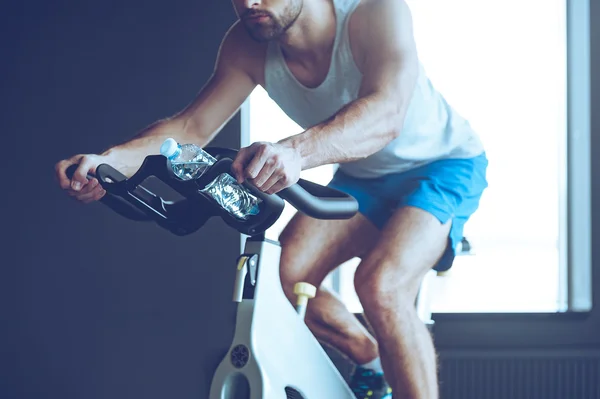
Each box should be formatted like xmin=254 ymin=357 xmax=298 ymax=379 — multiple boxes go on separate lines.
xmin=160 ymin=138 xmax=180 ymax=159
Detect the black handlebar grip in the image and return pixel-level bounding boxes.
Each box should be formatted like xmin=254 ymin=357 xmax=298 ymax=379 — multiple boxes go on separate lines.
xmin=65 ymin=164 xmax=150 ymax=221
xmin=278 ymin=179 xmax=358 ymax=219
xmin=65 ymin=164 xmax=94 ymax=183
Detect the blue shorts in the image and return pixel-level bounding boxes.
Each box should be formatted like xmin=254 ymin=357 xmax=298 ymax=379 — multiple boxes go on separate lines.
xmin=327 ymin=153 xmax=489 ymax=272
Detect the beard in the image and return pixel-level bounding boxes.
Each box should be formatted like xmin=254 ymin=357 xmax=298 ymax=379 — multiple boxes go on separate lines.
xmin=241 ymin=0 xmax=303 ymax=42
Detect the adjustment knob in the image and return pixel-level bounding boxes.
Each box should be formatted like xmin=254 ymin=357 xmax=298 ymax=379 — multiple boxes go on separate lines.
xmin=294 ymin=282 xmax=317 ymax=320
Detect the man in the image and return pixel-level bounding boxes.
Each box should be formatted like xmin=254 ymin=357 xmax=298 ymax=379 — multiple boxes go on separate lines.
xmin=55 ymin=0 xmax=488 ymax=397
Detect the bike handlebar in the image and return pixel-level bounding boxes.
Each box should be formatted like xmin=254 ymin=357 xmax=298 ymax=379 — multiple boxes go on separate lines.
xmin=65 ymin=147 xmax=358 ymax=236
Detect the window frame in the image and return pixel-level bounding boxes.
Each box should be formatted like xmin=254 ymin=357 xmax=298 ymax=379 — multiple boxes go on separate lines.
xmin=433 ymin=0 xmax=592 ymax=318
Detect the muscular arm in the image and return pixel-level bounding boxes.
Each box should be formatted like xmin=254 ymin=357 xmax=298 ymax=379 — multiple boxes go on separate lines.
xmin=100 ymin=23 xmax=261 ymax=175
xmin=279 ymin=0 xmax=419 ymax=170
xmin=56 ymin=22 xmax=264 ymax=201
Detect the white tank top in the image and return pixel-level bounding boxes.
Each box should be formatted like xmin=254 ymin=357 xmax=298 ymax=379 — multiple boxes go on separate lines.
xmin=264 ymin=0 xmax=485 ymax=178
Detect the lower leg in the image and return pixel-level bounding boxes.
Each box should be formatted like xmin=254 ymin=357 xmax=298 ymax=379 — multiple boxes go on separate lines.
xmin=360 ymin=288 xmax=438 ymax=399
xmin=298 ymin=285 xmax=379 ymax=365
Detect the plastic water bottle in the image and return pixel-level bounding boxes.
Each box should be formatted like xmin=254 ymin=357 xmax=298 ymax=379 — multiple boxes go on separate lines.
xmin=160 ymin=138 xmax=261 ymax=220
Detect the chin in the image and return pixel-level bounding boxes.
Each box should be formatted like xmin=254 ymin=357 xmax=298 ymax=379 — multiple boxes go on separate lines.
xmin=247 ymin=28 xmax=281 ymax=43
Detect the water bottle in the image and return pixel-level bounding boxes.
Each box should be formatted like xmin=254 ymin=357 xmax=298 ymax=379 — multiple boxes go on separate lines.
xmin=159 ymin=138 xmax=261 ymax=220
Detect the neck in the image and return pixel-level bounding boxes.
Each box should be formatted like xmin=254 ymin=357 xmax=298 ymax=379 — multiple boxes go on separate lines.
xmin=279 ymin=0 xmax=336 ymax=62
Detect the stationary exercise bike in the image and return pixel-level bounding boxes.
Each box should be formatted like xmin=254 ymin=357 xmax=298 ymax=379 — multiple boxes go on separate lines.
xmin=67 ymin=147 xmax=360 ymax=399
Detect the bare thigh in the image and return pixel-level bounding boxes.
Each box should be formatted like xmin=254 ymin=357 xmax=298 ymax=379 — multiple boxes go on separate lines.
xmin=278 ymin=211 xmax=380 ymax=293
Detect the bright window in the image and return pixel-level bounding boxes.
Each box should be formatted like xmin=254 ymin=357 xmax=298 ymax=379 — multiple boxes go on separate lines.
xmin=246 ymin=0 xmax=575 ymax=314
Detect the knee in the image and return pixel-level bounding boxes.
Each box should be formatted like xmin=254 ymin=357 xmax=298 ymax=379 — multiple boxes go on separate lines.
xmin=353 ymin=258 xmax=422 ymax=312
xmin=278 ymin=239 xmax=311 ymax=301
xmin=279 ymin=255 xmax=302 ymax=300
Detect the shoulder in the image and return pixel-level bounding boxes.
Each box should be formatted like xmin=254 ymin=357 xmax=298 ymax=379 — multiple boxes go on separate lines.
xmin=349 ymin=0 xmax=413 ymax=32
xmin=218 ymin=21 xmax=269 ymax=85
xmin=348 ymin=0 xmax=414 ymax=69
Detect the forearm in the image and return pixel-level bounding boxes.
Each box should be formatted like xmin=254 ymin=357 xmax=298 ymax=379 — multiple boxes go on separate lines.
xmin=279 ymin=93 xmax=406 ymax=170
xmin=100 ymin=116 xmax=207 ymax=175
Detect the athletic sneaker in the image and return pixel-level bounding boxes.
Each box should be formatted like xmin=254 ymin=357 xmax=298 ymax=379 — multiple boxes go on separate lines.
xmin=349 ymin=366 xmax=393 ymax=399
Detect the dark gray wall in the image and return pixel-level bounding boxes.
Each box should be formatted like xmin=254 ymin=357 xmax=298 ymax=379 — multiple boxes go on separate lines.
xmin=2 ymin=1 xmax=243 ymax=398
